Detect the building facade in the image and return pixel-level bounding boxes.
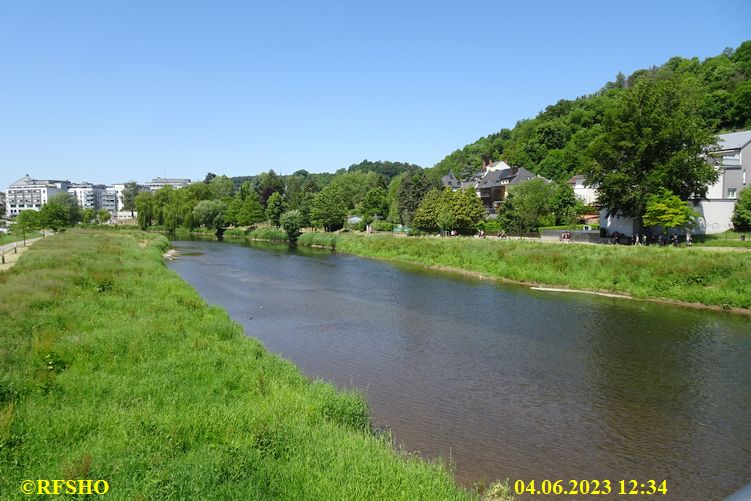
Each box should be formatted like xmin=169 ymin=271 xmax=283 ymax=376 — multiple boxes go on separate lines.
xmin=695 ymin=130 xmax=750 ymax=234
xmin=5 ymin=175 xmax=70 ymax=217
xmin=68 ymin=183 xmax=106 ymax=210
xmin=145 ymin=177 xmax=191 ymax=191
xmin=567 ymin=175 xmax=598 ymax=205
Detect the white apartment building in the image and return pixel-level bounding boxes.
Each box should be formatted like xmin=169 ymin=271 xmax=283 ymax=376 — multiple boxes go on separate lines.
xmin=145 ymin=177 xmax=191 ymax=191
xmin=5 ymin=175 xmax=70 ymax=217
xmin=68 ymin=182 xmax=106 ymax=210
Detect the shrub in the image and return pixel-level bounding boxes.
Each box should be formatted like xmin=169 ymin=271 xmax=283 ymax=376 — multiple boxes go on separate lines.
xmin=247 ymin=227 xmax=288 ymax=242
xmin=371 ymin=220 xmax=394 ymax=232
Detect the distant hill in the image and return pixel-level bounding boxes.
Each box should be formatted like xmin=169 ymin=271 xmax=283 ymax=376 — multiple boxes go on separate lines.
xmin=432 ymin=41 xmax=751 ymax=182
xmin=231 ymin=160 xmax=423 ymax=189
xmin=346 ymin=160 xmax=423 ymax=180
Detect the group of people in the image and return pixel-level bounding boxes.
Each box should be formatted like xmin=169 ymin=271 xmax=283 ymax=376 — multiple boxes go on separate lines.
xmin=630 ymin=232 xmax=693 ymax=246
xmin=560 ymin=230 xmax=573 ymax=243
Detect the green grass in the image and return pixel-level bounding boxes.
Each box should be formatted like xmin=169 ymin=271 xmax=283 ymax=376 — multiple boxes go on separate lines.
xmin=0 ymin=231 xmax=43 ymax=246
xmin=0 ymin=229 xmax=471 ymax=500
xmin=693 ymin=230 xmax=751 ymax=248
xmin=297 ymin=233 xmax=751 ymax=310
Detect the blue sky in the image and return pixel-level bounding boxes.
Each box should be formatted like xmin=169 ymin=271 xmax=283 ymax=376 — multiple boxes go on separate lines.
xmin=1 ymin=1 xmax=749 ymax=188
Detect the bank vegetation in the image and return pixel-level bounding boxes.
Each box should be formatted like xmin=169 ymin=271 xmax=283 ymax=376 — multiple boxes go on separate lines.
xmin=0 ymin=229 xmax=480 ymax=500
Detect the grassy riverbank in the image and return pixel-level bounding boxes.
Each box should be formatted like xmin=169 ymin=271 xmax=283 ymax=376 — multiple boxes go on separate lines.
xmin=297 ymin=233 xmax=751 ymax=310
xmin=0 ymin=230 xmax=474 ymax=500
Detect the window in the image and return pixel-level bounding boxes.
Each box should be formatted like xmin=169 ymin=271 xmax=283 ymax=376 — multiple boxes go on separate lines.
xmin=728 ymin=188 xmax=737 ymax=199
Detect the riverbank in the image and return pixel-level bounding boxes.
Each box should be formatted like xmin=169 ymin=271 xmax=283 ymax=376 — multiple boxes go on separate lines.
xmin=296 ymin=233 xmax=751 ymax=312
xmin=0 ymin=229 xmax=478 ymax=499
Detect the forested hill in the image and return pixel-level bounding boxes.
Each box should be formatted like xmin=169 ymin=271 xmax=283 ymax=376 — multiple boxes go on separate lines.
xmin=432 ymin=41 xmax=751 ymax=183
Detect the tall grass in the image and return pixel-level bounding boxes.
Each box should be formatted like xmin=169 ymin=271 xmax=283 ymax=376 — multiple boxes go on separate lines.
xmin=297 ymin=233 xmax=751 ymax=309
xmin=0 ymin=230 xmax=470 ymax=500
xmin=247 ymin=227 xmax=287 ymax=242
xmin=297 ymin=232 xmax=338 ymax=248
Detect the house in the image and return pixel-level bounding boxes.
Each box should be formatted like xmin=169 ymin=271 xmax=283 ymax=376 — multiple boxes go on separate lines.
xmin=5 ymin=175 xmax=70 ymax=217
xmin=697 ymin=130 xmax=750 ymax=233
xmin=441 ymin=171 xmax=461 ymax=190
xmin=474 ymin=164 xmax=540 ymax=211
xmin=599 ymin=130 xmax=751 ymax=236
xmin=440 ymin=161 xmax=545 ymax=213
xmin=567 ymin=174 xmax=598 ymax=205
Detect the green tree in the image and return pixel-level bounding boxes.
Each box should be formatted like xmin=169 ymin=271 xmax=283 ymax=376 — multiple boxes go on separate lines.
xmin=81 ymin=208 xmax=95 ymax=224
xmin=358 ymin=187 xmax=389 ymax=222
xmin=97 ymin=209 xmax=111 ymax=224
xmin=39 ymin=192 xmax=82 ymax=231
xmin=311 ymin=187 xmax=347 ymax=231
xmin=450 ymin=188 xmax=486 ymax=234
xmin=135 ymin=192 xmax=154 ymax=230
xmin=253 ymin=170 xmax=285 ymax=206
xmin=436 ymin=208 xmax=456 ymax=235
xmin=731 ymin=187 xmax=751 ymax=231
xmin=396 ymin=168 xmax=437 ymax=225
xmin=193 ymin=200 xmax=228 ymax=231
xmin=584 ymin=75 xmax=718 ymax=229
xmin=209 ymin=175 xmax=234 ymax=199
xmin=266 ymin=192 xmax=287 ymax=227
xmin=550 ymin=183 xmax=585 ymax=226
xmin=236 ymin=193 xmax=266 ymax=226
xmin=498 ymin=179 xmax=557 ymax=234
xmin=412 ymin=189 xmax=445 ymax=232
xmin=642 ymin=189 xmax=699 ymax=232
xmin=280 ymin=210 xmax=303 ymax=241
xmin=122 ymin=181 xmax=141 ymax=218
xmin=15 ymin=210 xmax=41 ymax=243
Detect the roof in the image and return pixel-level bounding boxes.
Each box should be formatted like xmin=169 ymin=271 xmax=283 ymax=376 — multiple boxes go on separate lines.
xmin=486 ymin=160 xmax=512 ymax=172
xmin=440 ymin=171 xmax=460 ymax=189
xmin=476 ymin=166 xmax=541 ymax=188
xmin=509 ymin=167 xmax=539 ymax=185
xmin=148 ymin=177 xmax=191 ymax=184
xmin=717 ymin=130 xmax=751 ymax=151
xmin=9 ymin=175 xmax=67 ymax=187
xmin=567 ymin=174 xmax=587 ymax=184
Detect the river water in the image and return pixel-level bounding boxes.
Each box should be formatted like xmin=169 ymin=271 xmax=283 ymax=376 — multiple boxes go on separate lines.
xmin=168 ymin=239 xmax=751 ymax=499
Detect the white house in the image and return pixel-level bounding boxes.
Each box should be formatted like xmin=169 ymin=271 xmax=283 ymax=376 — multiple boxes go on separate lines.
xmin=695 ymin=130 xmax=750 ymax=234
xmin=567 ymin=174 xmax=598 ymax=205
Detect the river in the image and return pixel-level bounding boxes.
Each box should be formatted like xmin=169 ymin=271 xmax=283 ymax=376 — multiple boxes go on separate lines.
xmin=168 ymin=238 xmax=751 ymax=499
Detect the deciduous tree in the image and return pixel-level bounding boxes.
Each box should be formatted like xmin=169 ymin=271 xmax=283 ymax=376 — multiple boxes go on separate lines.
xmin=642 ymin=189 xmax=698 ymax=232
xmin=584 ymin=75 xmax=718 ymax=228
xmin=731 ymin=187 xmax=751 ymax=231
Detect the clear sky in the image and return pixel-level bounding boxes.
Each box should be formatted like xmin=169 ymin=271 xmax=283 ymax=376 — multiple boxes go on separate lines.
xmin=1 ymin=1 xmax=749 ymax=188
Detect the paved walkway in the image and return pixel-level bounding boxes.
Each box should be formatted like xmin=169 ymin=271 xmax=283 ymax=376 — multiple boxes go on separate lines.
xmin=0 ymin=237 xmax=44 ymax=271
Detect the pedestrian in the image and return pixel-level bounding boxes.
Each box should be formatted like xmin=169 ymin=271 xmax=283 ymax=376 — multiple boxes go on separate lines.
xmin=686 ymin=232 xmax=692 ymax=247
